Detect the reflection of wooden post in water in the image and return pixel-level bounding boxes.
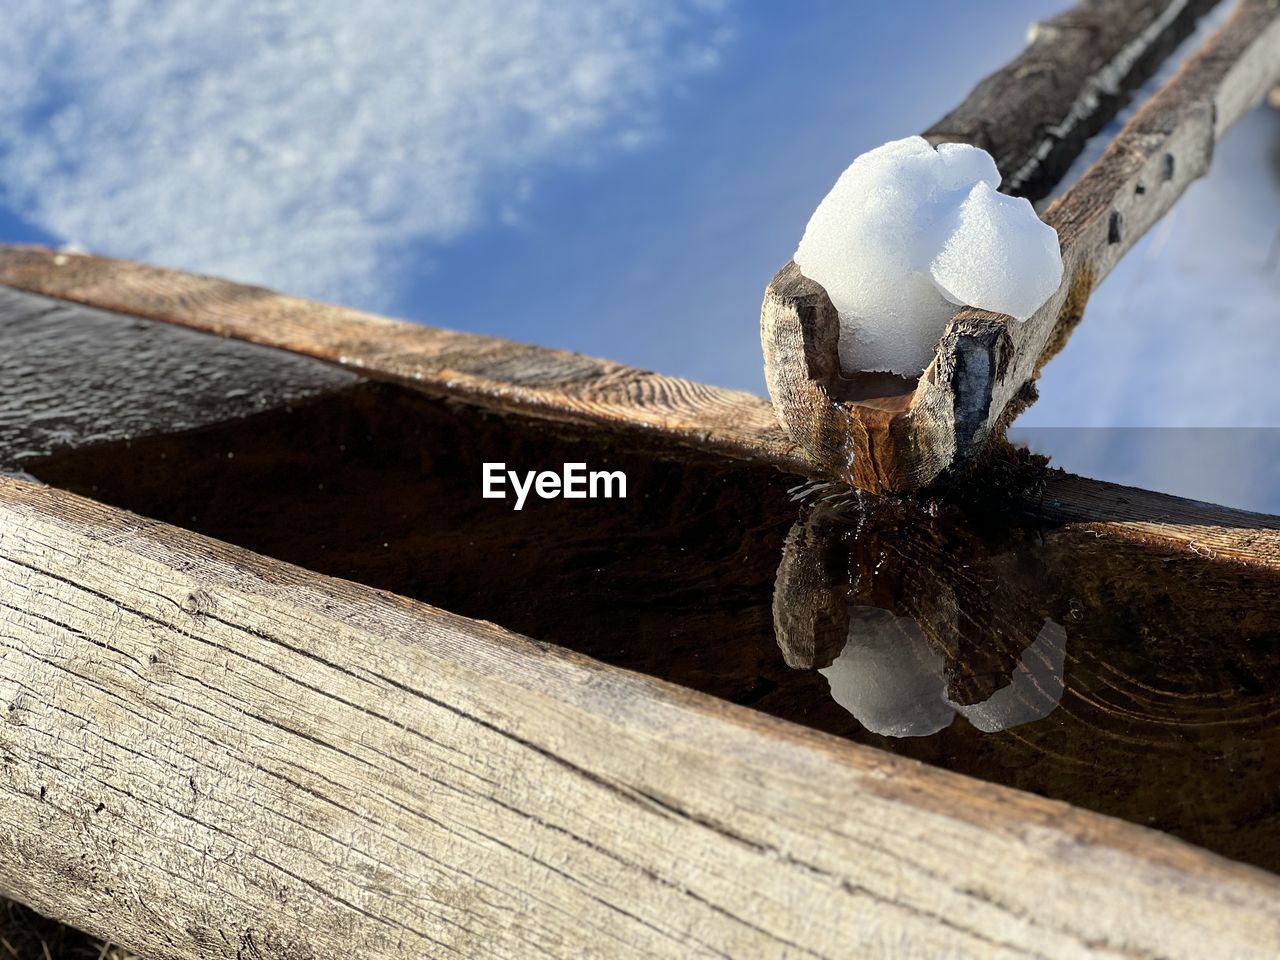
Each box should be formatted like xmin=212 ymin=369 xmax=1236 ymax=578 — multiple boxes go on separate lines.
xmin=773 ymin=498 xmax=1062 ymax=716
xmin=773 ymin=490 xmax=1280 ymax=873
xmin=771 ymin=502 xmax=853 ymax=670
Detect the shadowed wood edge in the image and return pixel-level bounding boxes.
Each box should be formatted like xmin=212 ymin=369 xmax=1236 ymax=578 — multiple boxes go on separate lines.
xmin=762 ymin=0 xmax=1280 ymax=495
xmin=3 ymin=475 xmax=1280 ymax=959
xmin=0 ymin=247 xmax=1277 ymax=570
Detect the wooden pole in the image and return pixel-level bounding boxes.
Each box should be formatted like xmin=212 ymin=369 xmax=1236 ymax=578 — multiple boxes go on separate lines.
xmin=3 ymin=476 xmax=1280 ymax=959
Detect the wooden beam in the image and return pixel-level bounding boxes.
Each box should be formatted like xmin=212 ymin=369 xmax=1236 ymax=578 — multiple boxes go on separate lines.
xmin=762 ymin=0 xmax=1280 ymax=493
xmin=0 ymin=247 xmax=811 ymax=476
xmin=8 ymin=289 xmax=1277 ymax=877
xmin=1037 ymin=471 xmax=1280 ymax=566
xmin=3 ymin=475 xmax=1280 ymax=959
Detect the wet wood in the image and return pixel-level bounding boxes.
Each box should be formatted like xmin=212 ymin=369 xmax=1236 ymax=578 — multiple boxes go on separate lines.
xmin=5 ymin=292 xmax=1280 ymax=873
xmin=0 ymin=247 xmax=810 ymax=475
xmin=0 ymin=286 xmax=358 ymax=472
xmin=8 ymin=326 xmax=1278 ymax=871
xmin=924 ymin=0 xmax=1225 ymax=200
xmin=4 ymin=475 xmax=1280 ymax=960
xmin=762 ymin=0 xmax=1280 ymax=494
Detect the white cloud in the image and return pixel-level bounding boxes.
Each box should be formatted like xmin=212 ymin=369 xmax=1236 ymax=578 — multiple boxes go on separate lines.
xmin=0 ymin=0 xmax=730 ymax=305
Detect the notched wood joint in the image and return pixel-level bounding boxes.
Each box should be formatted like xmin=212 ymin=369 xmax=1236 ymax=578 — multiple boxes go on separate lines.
xmin=761 ymin=261 xmax=924 ymax=494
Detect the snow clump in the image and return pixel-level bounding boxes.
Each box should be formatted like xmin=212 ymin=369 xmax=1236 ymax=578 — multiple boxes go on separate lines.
xmin=794 ymin=136 xmax=1063 ymax=377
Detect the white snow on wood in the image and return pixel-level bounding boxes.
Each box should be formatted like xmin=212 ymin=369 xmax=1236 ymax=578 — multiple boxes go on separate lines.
xmin=794 ymin=136 xmax=1063 ymax=377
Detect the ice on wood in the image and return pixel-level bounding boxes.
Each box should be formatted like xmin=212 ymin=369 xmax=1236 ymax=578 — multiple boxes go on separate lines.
xmin=794 ymin=136 xmax=1063 ymax=377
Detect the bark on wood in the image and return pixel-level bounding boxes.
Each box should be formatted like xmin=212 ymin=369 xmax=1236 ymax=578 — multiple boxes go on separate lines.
xmin=762 ymin=0 xmax=1280 ymax=494
xmin=925 ymin=0 xmax=1225 ymax=200
xmin=4 ymin=476 xmax=1280 ymax=959
xmin=0 ymin=255 xmax=1277 ymax=570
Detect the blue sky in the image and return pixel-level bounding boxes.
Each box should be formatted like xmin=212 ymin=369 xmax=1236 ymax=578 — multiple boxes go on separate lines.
xmin=2 ymin=1 xmax=1277 ymax=509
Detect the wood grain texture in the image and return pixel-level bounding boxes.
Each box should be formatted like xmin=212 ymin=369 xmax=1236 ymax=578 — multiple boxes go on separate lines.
xmin=11 ymin=374 xmax=1280 ymax=873
xmin=0 ymin=246 xmax=811 ymax=477
xmin=1037 ymin=470 xmax=1280 ymax=565
xmin=762 ymin=0 xmax=1280 ymax=494
xmin=924 ymin=0 xmax=1224 ymax=200
xmin=4 ymin=476 xmax=1280 ymax=959
xmin=928 ymin=0 xmax=1280 ymax=471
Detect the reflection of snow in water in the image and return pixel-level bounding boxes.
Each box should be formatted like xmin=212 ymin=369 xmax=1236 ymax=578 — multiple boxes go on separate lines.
xmin=819 ymin=606 xmax=1067 ymax=738
xmin=819 ymin=609 xmax=953 ymax=737
xmin=959 ymin=619 xmax=1066 ymax=733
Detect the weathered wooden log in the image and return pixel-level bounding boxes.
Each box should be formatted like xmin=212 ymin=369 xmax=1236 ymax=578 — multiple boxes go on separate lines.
xmin=761 ymin=0 xmax=1280 ymax=494
xmin=5 ymin=475 xmax=1280 ymax=959
xmin=0 ymin=5 xmax=1273 ymax=955
xmin=924 ymin=0 xmax=1225 ymax=201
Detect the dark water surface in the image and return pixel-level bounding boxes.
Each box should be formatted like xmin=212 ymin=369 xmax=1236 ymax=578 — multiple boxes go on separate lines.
xmin=24 ymin=379 xmax=1280 ymax=875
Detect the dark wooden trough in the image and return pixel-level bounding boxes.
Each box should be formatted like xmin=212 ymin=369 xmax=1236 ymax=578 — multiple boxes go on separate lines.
xmin=2 ymin=2 xmax=1280 ymax=958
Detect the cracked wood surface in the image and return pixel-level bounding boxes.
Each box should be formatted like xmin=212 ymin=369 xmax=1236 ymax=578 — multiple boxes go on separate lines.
xmin=762 ymin=0 xmax=1280 ymax=493
xmin=3 ymin=476 xmax=1280 ymax=959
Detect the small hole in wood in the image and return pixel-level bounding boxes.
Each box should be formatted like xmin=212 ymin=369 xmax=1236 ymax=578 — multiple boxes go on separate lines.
xmin=1108 ymin=211 xmax=1123 ymax=245
xmin=1162 ymin=153 xmax=1175 ymax=181
xmin=1135 ymin=182 xmax=1146 ymax=195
